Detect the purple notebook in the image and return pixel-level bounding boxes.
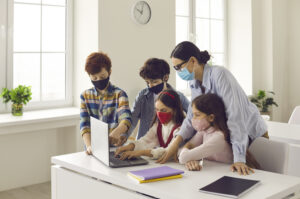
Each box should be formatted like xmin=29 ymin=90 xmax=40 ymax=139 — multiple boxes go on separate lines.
xmin=129 ymin=166 xmax=184 ymax=180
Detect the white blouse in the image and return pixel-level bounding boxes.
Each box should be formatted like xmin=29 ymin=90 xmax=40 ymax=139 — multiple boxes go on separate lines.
xmin=130 ymin=121 xmax=180 ymax=159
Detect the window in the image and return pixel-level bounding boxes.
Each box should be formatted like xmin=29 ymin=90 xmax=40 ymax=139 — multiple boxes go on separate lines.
xmin=175 ymin=0 xmax=226 ymax=93
xmin=0 ymin=0 xmax=72 ymax=113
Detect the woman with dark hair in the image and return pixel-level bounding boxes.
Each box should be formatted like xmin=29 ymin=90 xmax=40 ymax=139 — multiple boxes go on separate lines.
xmin=178 ymin=94 xmax=233 ymax=171
xmin=126 ymin=58 xmax=189 ymax=140
xmin=157 ymin=41 xmax=268 ymax=176
xmin=115 ymin=89 xmax=185 ymax=160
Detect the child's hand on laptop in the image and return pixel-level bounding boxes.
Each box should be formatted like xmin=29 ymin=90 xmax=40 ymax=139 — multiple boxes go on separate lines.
xmin=109 ymin=136 xmax=119 ymax=146
xmin=115 ymin=143 xmax=135 ymax=157
xmin=119 ymin=150 xmax=141 ymax=160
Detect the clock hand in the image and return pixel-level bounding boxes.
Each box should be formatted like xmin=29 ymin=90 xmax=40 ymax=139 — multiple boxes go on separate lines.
xmin=136 ymin=8 xmax=142 ymax=15
xmin=141 ymin=3 xmax=144 ymax=14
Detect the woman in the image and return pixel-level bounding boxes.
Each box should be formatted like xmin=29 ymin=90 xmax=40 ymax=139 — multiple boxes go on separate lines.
xmin=157 ymin=41 xmax=268 ymax=175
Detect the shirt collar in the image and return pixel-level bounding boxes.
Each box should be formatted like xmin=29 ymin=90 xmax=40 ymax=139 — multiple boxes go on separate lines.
xmin=204 ymin=126 xmax=216 ymax=134
xmin=189 ymin=64 xmax=212 ymax=91
xmin=202 ymin=64 xmax=212 ymax=91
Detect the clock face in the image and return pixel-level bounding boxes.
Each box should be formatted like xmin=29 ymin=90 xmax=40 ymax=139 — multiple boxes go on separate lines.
xmin=132 ymin=1 xmax=151 ymax=24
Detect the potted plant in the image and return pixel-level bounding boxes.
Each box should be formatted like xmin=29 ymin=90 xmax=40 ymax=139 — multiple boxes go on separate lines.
xmin=250 ymin=90 xmax=278 ymax=120
xmin=0 ymin=85 xmax=32 ymax=116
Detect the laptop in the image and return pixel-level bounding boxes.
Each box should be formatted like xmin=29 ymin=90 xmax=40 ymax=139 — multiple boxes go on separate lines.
xmin=90 ymin=116 xmax=148 ymax=168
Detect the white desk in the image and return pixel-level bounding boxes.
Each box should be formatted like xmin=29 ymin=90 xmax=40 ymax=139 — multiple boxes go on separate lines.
xmin=51 ymin=152 xmax=300 ymax=199
xmin=267 ymin=121 xmax=300 ymax=144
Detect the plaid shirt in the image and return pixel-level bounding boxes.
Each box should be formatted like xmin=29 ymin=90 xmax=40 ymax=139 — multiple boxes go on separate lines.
xmin=80 ymin=82 xmax=132 ymax=136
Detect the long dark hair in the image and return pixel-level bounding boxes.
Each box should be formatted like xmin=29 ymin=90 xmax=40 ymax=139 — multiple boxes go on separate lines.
xmin=151 ymin=89 xmax=185 ymax=126
xmin=170 ymin=41 xmax=211 ymax=64
xmin=192 ymin=93 xmax=230 ymax=142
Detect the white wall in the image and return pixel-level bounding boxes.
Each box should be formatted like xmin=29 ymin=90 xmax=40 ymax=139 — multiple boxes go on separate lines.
xmin=73 ymin=0 xmax=99 ymax=107
xmin=0 ymin=127 xmax=77 ymax=192
xmin=74 ymin=0 xmax=175 ymax=107
xmin=97 ymin=0 xmax=175 ymax=104
xmin=288 ymin=0 xmax=300 ymax=120
xmin=271 ymin=0 xmax=289 ymax=122
xmin=251 ymin=0 xmax=298 ymax=122
xmin=251 ymin=0 xmax=273 ymax=93
xmin=227 ymin=0 xmax=252 ymax=95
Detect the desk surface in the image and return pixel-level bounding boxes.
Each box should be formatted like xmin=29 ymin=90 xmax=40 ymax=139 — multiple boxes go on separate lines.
xmin=52 ymin=152 xmax=300 ymax=199
xmin=267 ymin=121 xmax=300 ymax=144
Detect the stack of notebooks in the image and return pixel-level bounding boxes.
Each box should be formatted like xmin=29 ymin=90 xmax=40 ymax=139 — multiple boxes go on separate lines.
xmin=128 ymin=166 xmax=184 ymax=183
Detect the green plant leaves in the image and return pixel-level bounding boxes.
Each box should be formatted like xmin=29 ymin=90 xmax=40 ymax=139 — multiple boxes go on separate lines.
xmin=0 ymin=88 xmax=11 ymax=103
xmin=0 ymin=85 xmax=32 ymax=105
xmin=250 ymin=90 xmax=278 ymax=112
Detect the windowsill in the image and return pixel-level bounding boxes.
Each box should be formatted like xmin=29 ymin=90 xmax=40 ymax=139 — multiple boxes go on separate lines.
xmin=0 ymin=107 xmax=80 ymax=135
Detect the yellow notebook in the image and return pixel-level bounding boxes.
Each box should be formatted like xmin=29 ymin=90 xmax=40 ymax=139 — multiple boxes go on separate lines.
xmin=128 ymin=173 xmax=182 ymax=183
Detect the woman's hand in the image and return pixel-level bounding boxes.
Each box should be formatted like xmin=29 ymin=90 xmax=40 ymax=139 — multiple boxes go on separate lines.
xmin=185 ymin=160 xmax=202 ymax=171
xmin=115 ymin=143 xmax=135 ymax=157
xmin=119 ymin=150 xmax=142 ymax=160
xmin=183 ymin=141 xmax=194 ymax=150
xmin=230 ymin=162 xmax=254 ymax=175
xmin=156 ymin=135 xmax=183 ymax=164
xmin=86 ymin=146 xmax=92 ymax=155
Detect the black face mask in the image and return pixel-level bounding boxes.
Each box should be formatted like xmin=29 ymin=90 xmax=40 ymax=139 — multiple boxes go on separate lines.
xmin=92 ymin=77 xmax=110 ymax=90
xmin=148 ymin=82 xmax=164 ymax=94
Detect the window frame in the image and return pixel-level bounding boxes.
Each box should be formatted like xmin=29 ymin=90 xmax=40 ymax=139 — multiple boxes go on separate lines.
xmin=2 ymin=0 xmax=73 ymax=113
xmin=0 ymin=0 xmax=8 ymax=113
xmin=175 ymin=0 xmax=227 ymax=94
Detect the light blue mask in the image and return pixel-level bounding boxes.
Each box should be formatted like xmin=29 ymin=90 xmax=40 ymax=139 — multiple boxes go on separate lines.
xmin=177 ymin=67 xmax=194 ymax=80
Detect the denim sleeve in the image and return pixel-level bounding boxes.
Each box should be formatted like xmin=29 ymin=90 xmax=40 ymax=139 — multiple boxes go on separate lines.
xmin=178 ymin=91 xmax=191 ymax=113
xmin=176 ymin=104 xmax=196 ymax=142
xmin=126 ymin=91 xmax=142 ymax=137
xmin=216 ymin=70 xmax=249 ymax=163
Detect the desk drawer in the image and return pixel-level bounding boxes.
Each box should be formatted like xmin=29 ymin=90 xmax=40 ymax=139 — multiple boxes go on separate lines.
xmin=51 ymin=166 xmax=153 ymax=199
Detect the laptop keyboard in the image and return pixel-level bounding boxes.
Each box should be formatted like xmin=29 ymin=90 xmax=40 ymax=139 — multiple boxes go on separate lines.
xmin=109 ymin=152 xmax=146 ymax=167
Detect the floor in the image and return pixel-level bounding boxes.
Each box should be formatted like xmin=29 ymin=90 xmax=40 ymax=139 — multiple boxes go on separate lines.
xmin=0 ymin=182 xmax=51 ymax=199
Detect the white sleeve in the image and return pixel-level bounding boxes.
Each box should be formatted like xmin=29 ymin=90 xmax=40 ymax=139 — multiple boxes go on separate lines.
xmin=130 ymin=123 xmax=159 ymax=151
xmin=178 ymin=131 xmax=227 ymax=164
xmin=150 ymin=127 xmax=181 ymax=159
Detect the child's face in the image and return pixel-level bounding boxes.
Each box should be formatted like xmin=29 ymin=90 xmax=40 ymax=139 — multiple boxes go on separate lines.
xmin=155 ymin=100 xmax=173 ymax=114
xmin=89 ymin=68 xmax=111 ymax=81
xmin=144 ymin=78 xmax=163 ymax=88
xmin=192 ymin=104 xmax=214 ymax=122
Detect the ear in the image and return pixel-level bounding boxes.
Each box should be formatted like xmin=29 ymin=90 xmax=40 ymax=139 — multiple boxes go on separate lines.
xmin=108 ymin=69 xmax=112 ymax=76
xmin=163 ymin=74 xmax=169 ymax=82
xmin=207 ymin=114 xmax=215 ymax=123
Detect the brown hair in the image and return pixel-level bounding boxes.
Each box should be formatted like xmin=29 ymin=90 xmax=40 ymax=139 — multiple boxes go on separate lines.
xmin=85 ymin=52 xmax=112 ymax=75
xmin=192 ymin=93 xmax=230 ymax=142
xmin=139 ymin=58 xmax=170 ymax=80
xmin=151 ymin=89 xmax=185 ymax=126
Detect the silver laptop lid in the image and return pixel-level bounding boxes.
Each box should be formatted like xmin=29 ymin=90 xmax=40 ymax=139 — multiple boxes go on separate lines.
xmin=91 ymin=117 xmax=109 ymax=166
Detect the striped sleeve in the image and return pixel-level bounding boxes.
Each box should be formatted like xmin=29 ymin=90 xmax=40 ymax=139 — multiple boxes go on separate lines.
xmin=80 ymin=93 xmax=91 ymax=136
xmin=117 ymin=91 xmax=132 ymax=129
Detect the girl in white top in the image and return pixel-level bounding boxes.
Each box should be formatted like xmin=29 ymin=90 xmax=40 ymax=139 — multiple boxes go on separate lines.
xmin=115 ymin=89 xmax=185 ymax=160
xmin=178 ymin=93 xmax=233 ymax=171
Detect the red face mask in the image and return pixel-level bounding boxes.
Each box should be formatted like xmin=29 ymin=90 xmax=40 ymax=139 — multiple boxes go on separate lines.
xmin=157 ymin=111 xmax=173 ymax=124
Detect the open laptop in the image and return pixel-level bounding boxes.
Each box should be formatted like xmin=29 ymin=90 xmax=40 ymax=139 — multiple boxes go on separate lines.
xmin=90 ymin=116 xmax=148 ymax=168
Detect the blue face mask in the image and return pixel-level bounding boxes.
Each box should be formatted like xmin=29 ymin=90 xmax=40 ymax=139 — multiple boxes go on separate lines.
xmin=177 ymin=67 xmax=194 ymax=81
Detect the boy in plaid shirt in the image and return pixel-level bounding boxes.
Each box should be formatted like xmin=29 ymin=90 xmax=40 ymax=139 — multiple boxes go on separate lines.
xmin=80 ymin=52 xmax=132 ymax=155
